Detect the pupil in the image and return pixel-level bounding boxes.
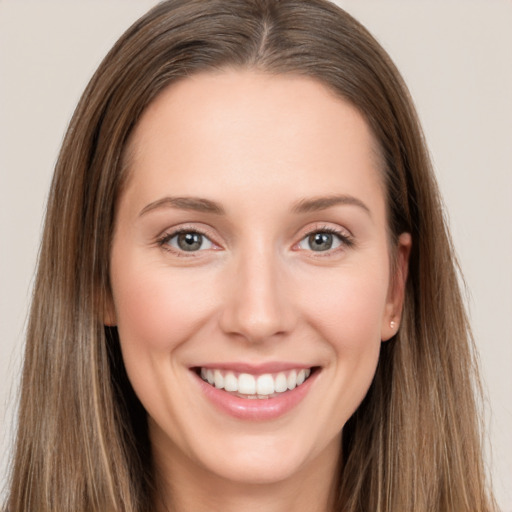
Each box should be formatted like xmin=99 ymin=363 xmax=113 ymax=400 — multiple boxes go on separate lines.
xmin=178 ymin=232 xmax=202 ymax=251
xmin=309 ymin=232 xmax=332 ymax=251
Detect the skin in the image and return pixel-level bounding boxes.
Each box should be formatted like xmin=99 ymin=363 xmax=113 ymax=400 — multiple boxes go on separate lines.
xmin=107 ymin=70 xmax=411 ymax=512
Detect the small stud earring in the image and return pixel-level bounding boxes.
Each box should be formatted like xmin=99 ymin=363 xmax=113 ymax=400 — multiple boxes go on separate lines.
xmin=390 ymin=320 xmax=396 ymax=329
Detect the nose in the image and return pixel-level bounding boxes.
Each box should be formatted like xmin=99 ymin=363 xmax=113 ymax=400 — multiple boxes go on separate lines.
xmin=219 ymin=246 xmax=296 ymax=344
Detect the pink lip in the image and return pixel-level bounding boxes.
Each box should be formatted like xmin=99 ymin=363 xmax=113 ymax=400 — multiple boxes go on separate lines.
xmin=191 ymin=366 xmax=318 ymax=421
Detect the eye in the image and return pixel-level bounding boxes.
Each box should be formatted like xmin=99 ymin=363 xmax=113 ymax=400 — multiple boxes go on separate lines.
xmin=164 ymin=231 xmax=214 ymax=252
xmin=297 ymin=229 xmax=351 ymax=252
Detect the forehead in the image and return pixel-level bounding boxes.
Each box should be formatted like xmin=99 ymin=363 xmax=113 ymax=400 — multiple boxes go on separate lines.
xmin=121 ymin=70 xmax=385 ymax=219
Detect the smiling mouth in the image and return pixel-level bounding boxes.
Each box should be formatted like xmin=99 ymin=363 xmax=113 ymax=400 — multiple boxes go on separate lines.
xmin=195 ymin=367 xmax=316 ymax=399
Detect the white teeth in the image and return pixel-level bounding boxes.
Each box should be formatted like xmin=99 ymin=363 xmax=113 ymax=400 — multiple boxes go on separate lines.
xmin=256 ymin=374 xmax=275 ymax=395
xmin=238 ymin=373 xmax=256 ymax=394
xmin=274 ymin=372 xmax=288 ymax=393
xmin=213 ymin=369 xmax=224 ymax=389
xmin=199 ymin=367 xmax=313 ymax=398
xmin=224 ymin=371 xmax=238 ymax=392
xmin=287 ymin=370 xmax=297 ymax=390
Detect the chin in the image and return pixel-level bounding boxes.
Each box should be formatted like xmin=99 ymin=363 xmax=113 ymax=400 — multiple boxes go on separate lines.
xmin=203 ymin=451 xmax=310 ymax=486
xmin=187 ymin=428 xmax=340 ymax=488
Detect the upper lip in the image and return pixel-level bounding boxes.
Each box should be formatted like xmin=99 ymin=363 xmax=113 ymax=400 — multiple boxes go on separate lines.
xmin=191 ymin=362 xmax=316 ymax=375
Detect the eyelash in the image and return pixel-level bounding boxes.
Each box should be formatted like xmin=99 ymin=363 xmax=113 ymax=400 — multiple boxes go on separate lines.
xmin=156 ymin=225 xmax=355 ymax=256
xmin=298 ymin=226 xmax=355 ymax=254
xmin=156 ymin=226 xmax=215 ymax=257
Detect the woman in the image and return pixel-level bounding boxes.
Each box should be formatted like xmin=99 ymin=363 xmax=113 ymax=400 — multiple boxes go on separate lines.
xmin=5 ymin=0 xmax=496 ymax=510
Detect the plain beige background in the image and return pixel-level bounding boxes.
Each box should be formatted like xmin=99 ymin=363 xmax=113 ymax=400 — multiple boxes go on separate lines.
xmin=1 ymin=0 xmax=511 ymax=508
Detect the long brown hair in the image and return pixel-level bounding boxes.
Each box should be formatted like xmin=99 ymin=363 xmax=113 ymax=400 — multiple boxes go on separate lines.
xmin=6 ymin=1 xmax=496 ymax=510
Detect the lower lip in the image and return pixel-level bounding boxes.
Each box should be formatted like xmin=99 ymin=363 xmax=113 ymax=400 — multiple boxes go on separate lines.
xmin=193 ymin=370 xmax=318 ymax=421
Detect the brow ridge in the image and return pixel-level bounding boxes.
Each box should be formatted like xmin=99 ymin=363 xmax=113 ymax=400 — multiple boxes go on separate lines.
xmin=139 ymin=196 xmax=225 ymax=216
xmin=139 ymin=193 xmax=370 ymax=218
xmin=292 ymin=194 xmax=371 ymax=215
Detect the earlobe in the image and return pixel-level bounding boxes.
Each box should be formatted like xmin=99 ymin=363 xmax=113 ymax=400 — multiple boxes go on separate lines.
xmin=381 ymin=232 xmax=412 ymax=342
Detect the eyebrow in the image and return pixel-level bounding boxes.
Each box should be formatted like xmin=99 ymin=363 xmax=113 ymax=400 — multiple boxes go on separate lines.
xmin=139 ymin=196 xmax=226 ymax=216
xmin=139 ymin=193 xmax=371 ymax=218
xmin=291 ymin=194 xmax=371 ymax=216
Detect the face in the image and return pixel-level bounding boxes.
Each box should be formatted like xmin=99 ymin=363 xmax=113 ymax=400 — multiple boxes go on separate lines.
xmin=108 ymin=70 xmax=410 ymax=490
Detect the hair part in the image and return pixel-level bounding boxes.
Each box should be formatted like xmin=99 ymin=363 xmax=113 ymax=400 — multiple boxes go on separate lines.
xmin=6 ymin=1 xmax=495 ymax=511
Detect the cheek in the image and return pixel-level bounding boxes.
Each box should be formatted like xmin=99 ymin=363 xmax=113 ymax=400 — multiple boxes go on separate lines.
xmin=300 ymin=264 xmax=390 ymax=349
xmin=289 ymin=263 xmax=389 ymax=438
xmin=110 ymin=256 xmax=216 ymax=354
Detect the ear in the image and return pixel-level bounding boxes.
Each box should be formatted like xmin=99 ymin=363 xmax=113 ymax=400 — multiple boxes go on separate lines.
xmin=381 ymin=232 xmax=412 ymax=342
